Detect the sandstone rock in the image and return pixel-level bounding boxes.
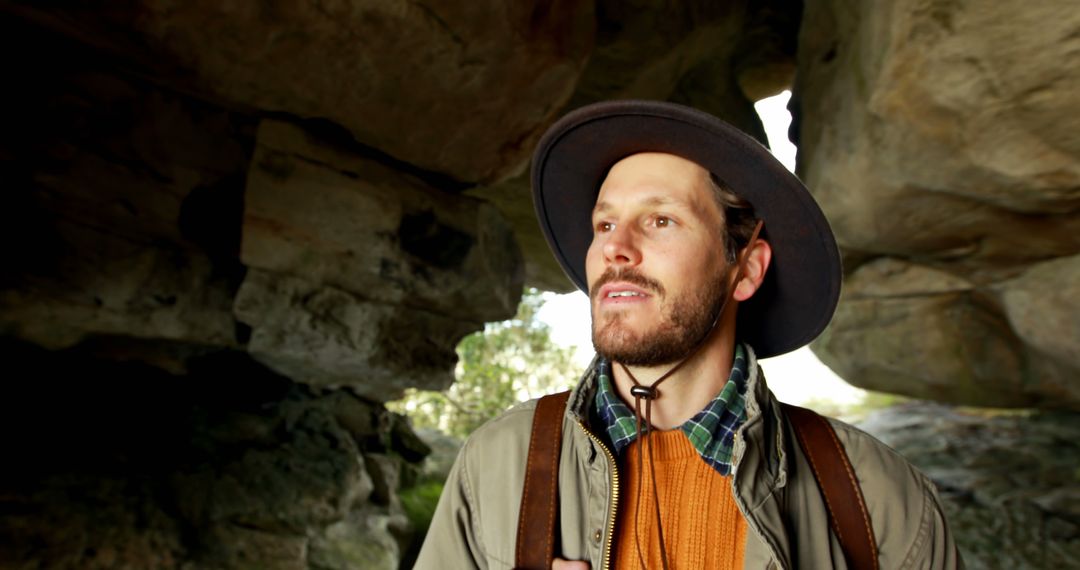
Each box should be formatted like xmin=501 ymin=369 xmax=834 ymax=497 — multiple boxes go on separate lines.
xmin=308 ymin=508 xmax=404 ymax=570
xmin=797 ymin=0 xmax=1080 ymax=408
xmin=177 ymin=405 xmax=370 ymax=534
xmin=18 ymin=0 xmax=594 ymax=184
xmin=858 ymin=403 xmax=1080 ymax=569
xmin=197 ymin=526 xmax=308 ymax=570
xmin=323 ymin=390 xmax=383 ymax=444
xmin=1001 ymin=253 xmax=1080 ymax=372
xmin=364 ymin=453 xmax=402 ymax=508
xmin=234 ymin=269 xmax=478 ymax=401
xmin=568 ymin=0 xmax=794 ymax=139
xmin=814 ymin=258 xmax=1040 ymax=407
xmin=467 ymin=176 xmax=576 ymax=292
xmin=0 ymin=60 xmax=251 ymax=356
xmin=798 ymin=0 xmax=1080 ymax=265
xmin=0 ymin=340 xmax=426 ymax=570
xmin=0 ymin=472 xmax=186 ymax=570
xmin=390 ymin=413 xmax=433 ymax=464
xmin=243 ymin=120 xmax=523 ymax=323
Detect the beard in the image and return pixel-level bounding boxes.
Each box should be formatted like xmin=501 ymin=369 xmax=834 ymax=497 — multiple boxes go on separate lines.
xmin=590 ymin=266 xmax=728 ymax=367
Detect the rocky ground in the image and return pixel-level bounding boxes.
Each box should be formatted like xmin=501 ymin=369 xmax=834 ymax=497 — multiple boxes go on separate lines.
xmin=859 ymin=403 xmax=1080 ymax=569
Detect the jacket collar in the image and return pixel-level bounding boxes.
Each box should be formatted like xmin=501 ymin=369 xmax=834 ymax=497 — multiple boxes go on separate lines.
xmin=732 ymin=344 xmax=790 ymax=506
xmin=566 ymin=355 xmax=601 ymax=427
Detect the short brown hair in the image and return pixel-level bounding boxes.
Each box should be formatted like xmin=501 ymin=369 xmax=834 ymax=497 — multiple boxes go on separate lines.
xmin=708 ymin=173 xmax=759 ymax=263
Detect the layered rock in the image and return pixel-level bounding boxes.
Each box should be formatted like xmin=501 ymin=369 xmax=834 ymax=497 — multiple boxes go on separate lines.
xmin=235 ymin=120 xmax=522 ymax=400
xmin=797 ymin=0 xmax=1080 ymax=408
xmin=0 ymin=11 xmax=524 ymax=569
xmin=10 ymin=0 xmax=1080 ymax=567
xmin=0 ymin=19 xmax=523 ymax=396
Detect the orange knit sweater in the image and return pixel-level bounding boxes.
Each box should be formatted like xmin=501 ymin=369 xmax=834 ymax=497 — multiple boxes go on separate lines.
xmin=613 ymin=429 xmax=747 ymax=570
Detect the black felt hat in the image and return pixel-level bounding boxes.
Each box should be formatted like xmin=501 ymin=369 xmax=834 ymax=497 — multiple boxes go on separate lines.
xmin=530 ymin=100 xmax=841 ymax=358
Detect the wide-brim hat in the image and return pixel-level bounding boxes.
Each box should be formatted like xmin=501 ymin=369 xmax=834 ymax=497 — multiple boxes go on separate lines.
xmin=530 ymin=100 xmax=841 ymax=358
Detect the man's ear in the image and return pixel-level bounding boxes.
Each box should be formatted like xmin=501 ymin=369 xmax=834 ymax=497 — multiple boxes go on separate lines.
xmin=732 ymin=239 xmax=772 ymax=302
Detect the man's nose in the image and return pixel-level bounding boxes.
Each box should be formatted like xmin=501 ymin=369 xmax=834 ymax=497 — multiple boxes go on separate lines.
xmin=603 ymin=224 xmax=642 ymax=267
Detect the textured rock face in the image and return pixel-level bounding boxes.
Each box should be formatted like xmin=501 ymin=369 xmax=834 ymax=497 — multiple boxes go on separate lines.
xmin=242 ymin=121 xmax=522 ymax=323
xmin=16 ymin=0 xmax=594 ymax=185
xmin=859 ymin=404 xmax=1080 ymax=570
xmin=8 ymin=1 xmax=800 ymax=293
xmin=0 ymin=39 xmax=251 ymax=358
xmin=0 ymin=341 xmax=424 ymax=570
xmin=1001 ymin=254 xmax=1080 ymax=373
xmin=1 ymin=13 xmax=524 ymax=568
xmin=235 ymin=270 xmax=481 ymax=400
xmin=234 ymin=120 xmax=522 ymax=399
xmin=0 ymin=25 xmax=522 ymax=397
xmin=13 ymin=0 xmax=1080 ymax=567
xmin=798 ymin=0 xmax=1080 ymax=408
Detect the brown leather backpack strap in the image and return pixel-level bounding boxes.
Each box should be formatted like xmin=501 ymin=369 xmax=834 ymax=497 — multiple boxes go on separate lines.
xmin=782 ymin=403 xmax=879 ymax=570
xmin=515 ymin=390 xmax=572 ymax=570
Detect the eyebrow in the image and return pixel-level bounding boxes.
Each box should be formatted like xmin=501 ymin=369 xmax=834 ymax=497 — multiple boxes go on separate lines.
xmin=593 ymin=195 xmax=683 ymax=215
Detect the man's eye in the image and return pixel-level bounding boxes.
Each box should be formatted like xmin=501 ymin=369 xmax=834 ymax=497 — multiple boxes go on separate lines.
xmin=596 ymin=221 xmax=613 ymax=233
xmin=655 ymin=216 xmax=673 ymax=228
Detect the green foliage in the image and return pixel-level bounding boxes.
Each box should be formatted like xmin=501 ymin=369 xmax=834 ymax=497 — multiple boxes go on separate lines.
xmin=391 ymin=288 xmax=581 ymax=439
xmin=400 ymin=481 xmax=445 ymax=534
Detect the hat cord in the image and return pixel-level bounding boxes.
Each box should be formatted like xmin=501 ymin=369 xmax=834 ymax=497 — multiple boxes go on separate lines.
xmin=618 ymin=219 xmax=763 ymax=570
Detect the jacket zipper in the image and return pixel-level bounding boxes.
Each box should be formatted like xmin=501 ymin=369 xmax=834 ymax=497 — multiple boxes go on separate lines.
xmin=577 ymin=420 xmax=619 ymax=570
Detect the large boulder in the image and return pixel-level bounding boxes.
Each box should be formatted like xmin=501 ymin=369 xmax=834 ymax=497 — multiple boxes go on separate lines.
xmin=798 ymin=0 xmax=1080 ymax=408
xmin=815 ymin=259 xmax=1034 ymax=407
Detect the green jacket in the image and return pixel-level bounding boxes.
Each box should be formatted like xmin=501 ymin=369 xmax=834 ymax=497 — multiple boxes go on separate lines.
xmin=416 ymin=346 xmax=963 ymax=569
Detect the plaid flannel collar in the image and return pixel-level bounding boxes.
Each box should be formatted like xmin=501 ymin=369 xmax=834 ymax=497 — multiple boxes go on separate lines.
xmin=594 ymin=344 xmax=749 ymax=476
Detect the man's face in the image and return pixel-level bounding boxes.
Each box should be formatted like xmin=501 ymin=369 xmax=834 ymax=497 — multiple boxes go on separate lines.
xmin=586 ymin=152 xmax=731 ymax=366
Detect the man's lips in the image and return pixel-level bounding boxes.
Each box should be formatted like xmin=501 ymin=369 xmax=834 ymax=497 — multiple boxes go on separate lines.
xmin=596 ymin=282 xmax=652 ymax=304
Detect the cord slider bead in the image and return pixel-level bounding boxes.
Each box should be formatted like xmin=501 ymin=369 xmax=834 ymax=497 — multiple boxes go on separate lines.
xmin=630 ymin=385 xmax=658 ymax=400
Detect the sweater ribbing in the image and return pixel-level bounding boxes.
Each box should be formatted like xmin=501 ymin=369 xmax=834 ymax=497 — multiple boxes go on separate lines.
xmin=614 ymin=429 xmax=747 ymax=570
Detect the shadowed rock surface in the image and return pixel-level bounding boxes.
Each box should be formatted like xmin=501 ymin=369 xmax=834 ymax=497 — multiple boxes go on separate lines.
xmin=2 ymin=0 xmax=1078 ymax=567
xmin=0 ymin=340 xmax=426 ymax=570
xmin=859 ymin=403 xmax=1080 ymax=570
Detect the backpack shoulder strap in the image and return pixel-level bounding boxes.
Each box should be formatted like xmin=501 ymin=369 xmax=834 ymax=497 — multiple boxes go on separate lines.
xmin=515 ymin=390 xmax=571 ymax=570
xmin=781 ymin=402 xmax=879 ymax=570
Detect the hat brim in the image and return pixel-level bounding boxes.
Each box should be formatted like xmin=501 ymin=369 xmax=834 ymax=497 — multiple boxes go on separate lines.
xmin=530 ymin=100 xmax=841 ymax=358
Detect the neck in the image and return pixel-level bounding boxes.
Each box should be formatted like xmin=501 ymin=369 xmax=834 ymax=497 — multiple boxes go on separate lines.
xmin=610 ymin=317 xmax=738 ymax=430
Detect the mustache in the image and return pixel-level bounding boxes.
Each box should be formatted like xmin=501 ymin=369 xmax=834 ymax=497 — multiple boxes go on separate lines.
xmin=590 ymin=267 xmax=666 ymax=301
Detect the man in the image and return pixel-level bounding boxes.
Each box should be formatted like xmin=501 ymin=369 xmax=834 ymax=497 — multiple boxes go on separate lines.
xmin=416 ymin=101 xmax=962 ymax=569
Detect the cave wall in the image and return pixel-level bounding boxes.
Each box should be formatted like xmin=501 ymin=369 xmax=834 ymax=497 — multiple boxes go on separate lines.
xmin=0 ymin=1 xmax=801 ymax=568
xmin=0 ymin=340 xmax=429 ymax=569
xmin=796 ymin=0 xmax=1080 ymax=409
xmin=0 ymin=8 xmax=522 ymax=570
xmin=5 ymin=0 xmax=1078 ymax=568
